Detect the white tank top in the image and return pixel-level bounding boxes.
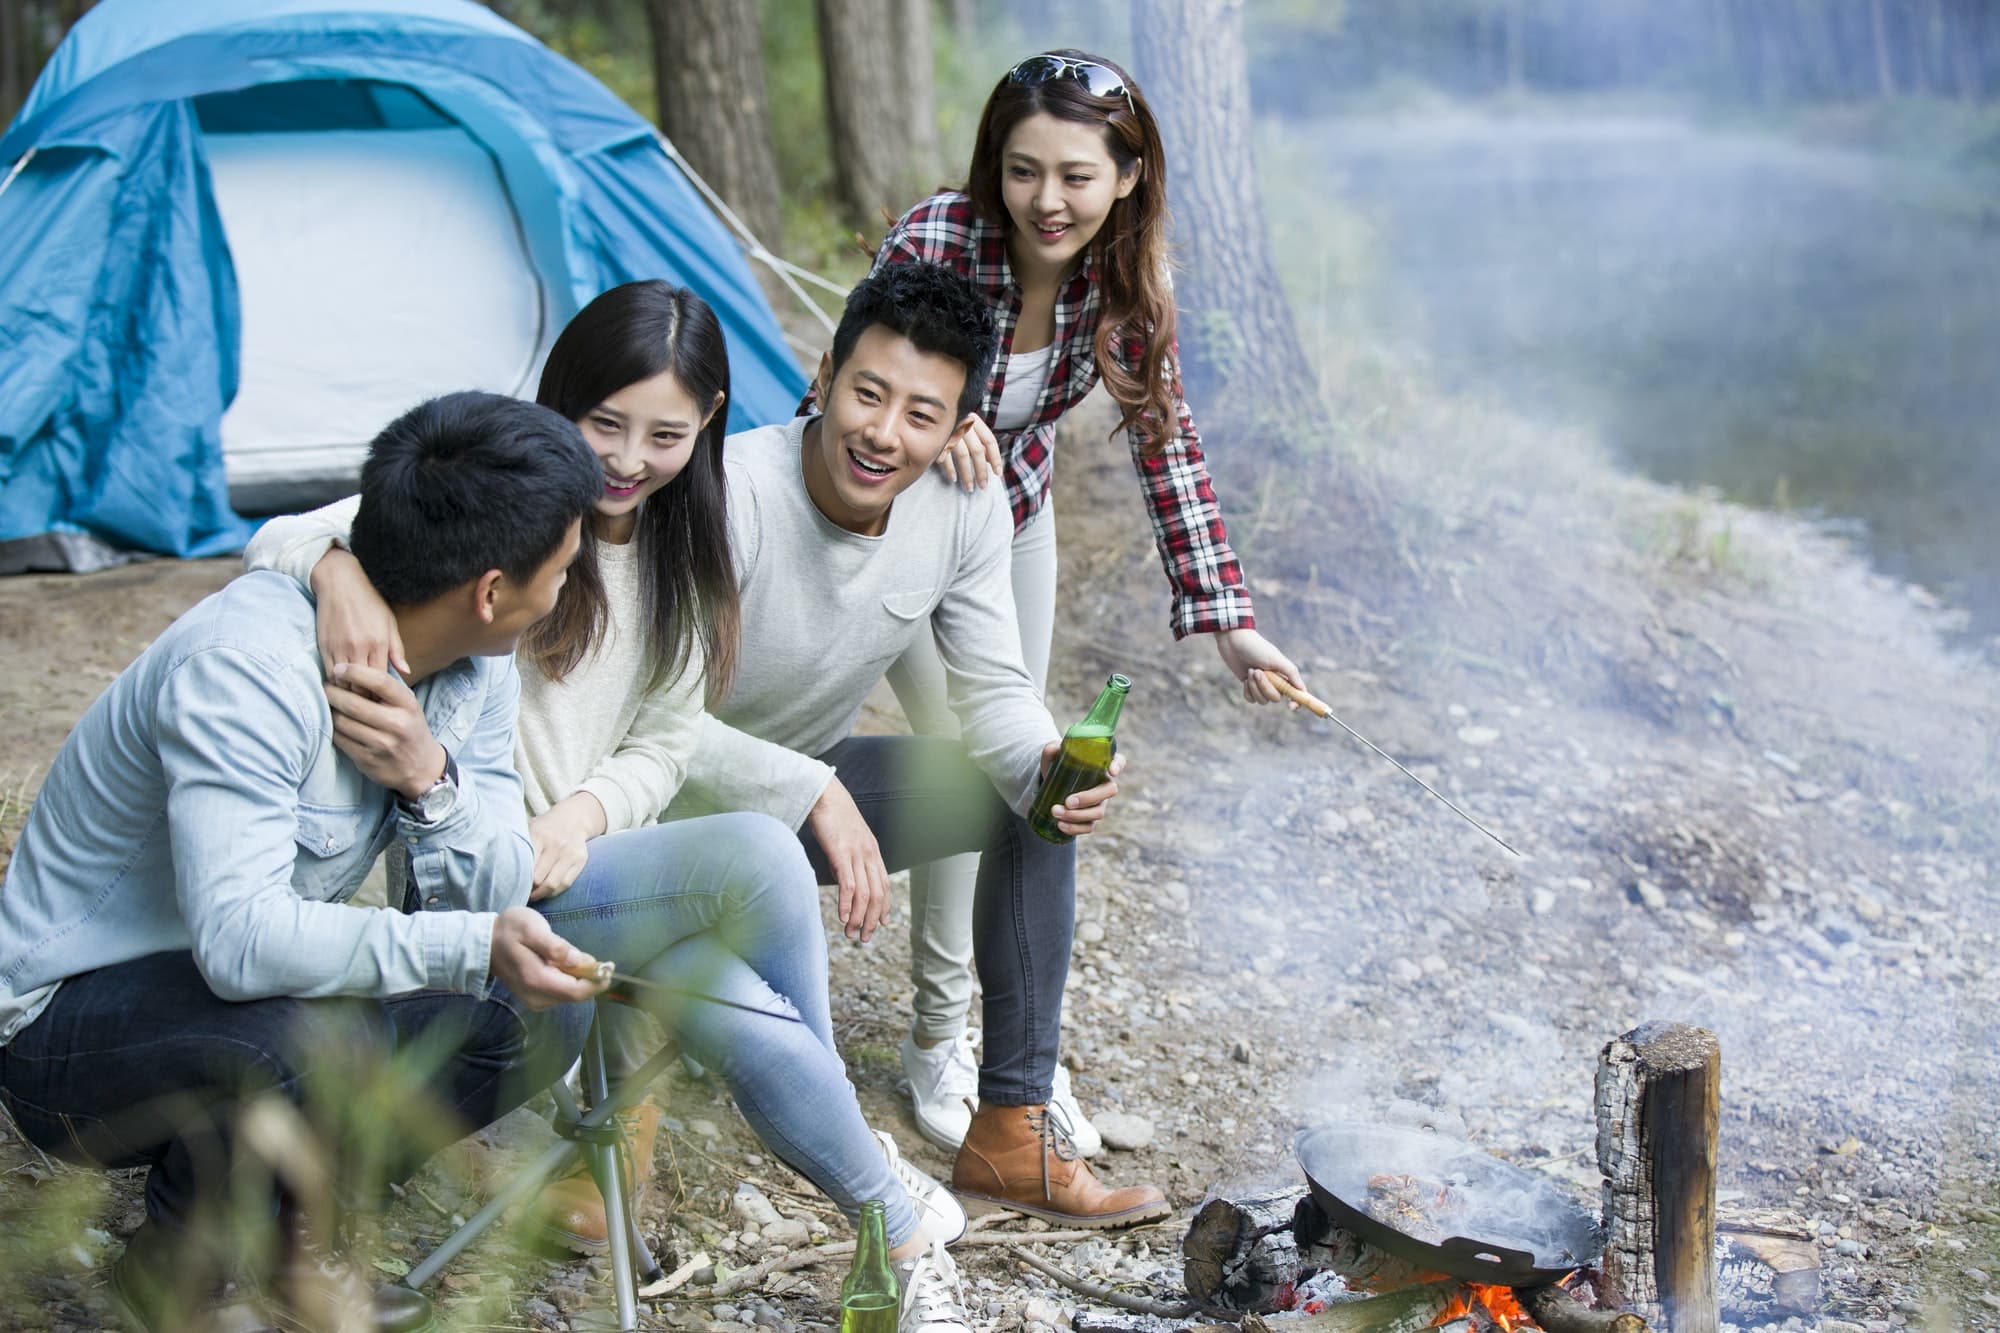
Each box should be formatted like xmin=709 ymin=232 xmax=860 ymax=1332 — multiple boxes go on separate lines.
xmin=993 ymin=343 xmax=1056 ymax=433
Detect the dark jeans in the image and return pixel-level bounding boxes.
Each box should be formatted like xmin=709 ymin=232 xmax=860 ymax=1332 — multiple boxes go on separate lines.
xmin=800 ymin=735 xmax=1075 ymax=1106
xmin=0 ymin=950 xmax=588 ymax=1239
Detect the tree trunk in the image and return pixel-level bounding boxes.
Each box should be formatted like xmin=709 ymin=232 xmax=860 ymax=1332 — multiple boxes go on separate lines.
xmin=646 ymin=0 xmax=784 ymax=248
xmin=1502 ymin=0 xmax=1526 ymax=93
xmin=1868 ymin=0 xmax=1897 ymax=98
xmin=1129 ymin=0 xmax=1331 ymax=451
xmin=1596 ymin=1022 xmax=1722 ymax=1333
xmin=817 ymin=0 xmax=909 ymax=230
xmin=891 ymin=0 xmax=939 ymax=195
xmin=1 ymin=0 xmax=23 ymax=130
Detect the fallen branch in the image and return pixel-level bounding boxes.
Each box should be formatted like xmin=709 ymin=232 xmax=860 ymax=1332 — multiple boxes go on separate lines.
xmin=710 ymin=1227 xmax=1133 ymax=1296
xmin=711 ymin=1241 xmax=854 ymax=1296
xmin=1007 ymin=1244 xmax=1197 ymax=1318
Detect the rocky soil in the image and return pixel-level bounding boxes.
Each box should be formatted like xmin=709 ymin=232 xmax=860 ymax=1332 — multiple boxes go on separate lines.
xmin=0 ymin=382 xmax=1995 ymax=1332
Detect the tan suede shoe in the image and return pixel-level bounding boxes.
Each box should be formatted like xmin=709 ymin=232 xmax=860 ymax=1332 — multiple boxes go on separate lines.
xmin=531 ymin=1097 xmax=662 ymax=1254
xmin=950 ymin=1103 xmax=1169 ymax=1228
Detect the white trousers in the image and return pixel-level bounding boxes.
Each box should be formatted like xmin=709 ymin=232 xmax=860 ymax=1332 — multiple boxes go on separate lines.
xmin=884 ymin=500 xmax=1058 ymax=1042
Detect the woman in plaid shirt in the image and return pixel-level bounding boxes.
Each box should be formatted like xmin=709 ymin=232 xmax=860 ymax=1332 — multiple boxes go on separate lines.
xmin=843 ymin=51 xmax=1310 ymax=1153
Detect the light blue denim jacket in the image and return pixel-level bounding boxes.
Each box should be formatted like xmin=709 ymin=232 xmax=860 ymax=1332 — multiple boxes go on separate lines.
xmin=0 ymin=572 xmax=533 ymax=1042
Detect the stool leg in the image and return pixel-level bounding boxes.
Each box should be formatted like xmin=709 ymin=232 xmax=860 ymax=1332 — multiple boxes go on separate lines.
xmin=581 ymin=1023 xmax=641 ymax=1330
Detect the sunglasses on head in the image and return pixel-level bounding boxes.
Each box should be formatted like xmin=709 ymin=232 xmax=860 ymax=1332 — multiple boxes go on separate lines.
xmin=1007 ymin=54 xmax=1136 ymax=115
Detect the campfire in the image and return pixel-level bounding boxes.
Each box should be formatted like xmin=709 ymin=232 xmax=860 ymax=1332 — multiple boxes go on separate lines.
xmin=1162 ymin=1022 xmax=1782 ymax=1333
xmin=1434 ymin=1283 xmax=1533 ymax=1330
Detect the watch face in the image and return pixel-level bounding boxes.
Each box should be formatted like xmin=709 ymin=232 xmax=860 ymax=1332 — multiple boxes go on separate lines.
xmin=415 ymin=778 xmax=456 ymax=823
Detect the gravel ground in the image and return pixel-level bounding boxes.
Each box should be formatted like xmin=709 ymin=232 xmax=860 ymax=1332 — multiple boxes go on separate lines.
xmin=0 ymin=391 xmax=1994 ymax=1332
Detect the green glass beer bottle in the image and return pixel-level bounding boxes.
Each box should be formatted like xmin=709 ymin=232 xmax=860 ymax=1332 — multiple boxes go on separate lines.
xmin=1030 ymin=673 xmax=1130 ymax=844
xmin=839 ymin=1199 xmax=898 ymax=1333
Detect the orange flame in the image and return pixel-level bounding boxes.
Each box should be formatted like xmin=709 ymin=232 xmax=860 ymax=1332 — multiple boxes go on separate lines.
xmin=1432 ymin=1282 xmax=1535 ymax=1331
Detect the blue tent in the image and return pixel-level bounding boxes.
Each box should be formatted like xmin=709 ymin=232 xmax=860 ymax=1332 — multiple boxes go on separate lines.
xmin=0 ymin=0 xmax=806 ymax=568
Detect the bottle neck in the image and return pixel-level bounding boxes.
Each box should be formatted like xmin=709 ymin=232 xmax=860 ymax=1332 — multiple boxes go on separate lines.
xmin=850 ymin=1199 xmax=892 ymax=1277
xmin=1077 ymin=678 xmax=1129 ymax=733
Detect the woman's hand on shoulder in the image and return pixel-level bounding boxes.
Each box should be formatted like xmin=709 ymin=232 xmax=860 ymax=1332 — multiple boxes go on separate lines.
xmin=1214 ymin=627 xmax=1305 ymax=706
xmin=527 ymin=793 xmax=607 ymax=902
xmin=936 ymin=413 xmax=1004 ymax=492
xmin=309 ymin=547 xmax=408 ymax=677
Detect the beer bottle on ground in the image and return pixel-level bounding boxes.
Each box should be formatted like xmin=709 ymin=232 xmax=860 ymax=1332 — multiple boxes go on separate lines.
xmin=840 ymin=1199 xmax=898 ymax=1333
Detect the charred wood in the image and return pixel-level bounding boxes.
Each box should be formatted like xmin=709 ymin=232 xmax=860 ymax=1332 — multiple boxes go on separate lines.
xmin=1520 ymin=1283 xmax=1651 ymax=1332
xmin=1716 ymin=1216 xmax=1821 ymax=1320
xmin=1182 ymin=1188 xmax=1309 ymax=1309
xmin=1596 ymin=1022 xmax=1722 ymax=1333
xmin=1240 ymin=1282 xmax=1457 ymax=1333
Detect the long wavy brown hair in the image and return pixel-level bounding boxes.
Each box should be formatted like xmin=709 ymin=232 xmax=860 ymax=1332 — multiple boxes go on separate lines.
xmin=521 ymin=281 xmax=739 ymax=705
xmin=965 ymin=49 xmax=1178 ymax=454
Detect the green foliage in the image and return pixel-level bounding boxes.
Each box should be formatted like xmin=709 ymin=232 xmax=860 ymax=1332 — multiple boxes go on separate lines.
xmin=487 ymin=0 xmax=655 ymax=116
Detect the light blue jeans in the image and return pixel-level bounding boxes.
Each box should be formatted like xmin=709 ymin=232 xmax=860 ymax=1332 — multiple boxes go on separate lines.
xmin=533 ymin=811 xmax=915 ymax=1244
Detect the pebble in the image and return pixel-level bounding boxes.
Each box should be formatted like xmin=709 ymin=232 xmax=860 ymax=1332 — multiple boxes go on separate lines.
xmin=1634 ymin=878 xmax=1667 ymax=910
xmin=1457 ymin=725 xmax=1501 ymax=746
xmin=1390 ymin=957 xmax=1422 ymax=984
xmin=1076 ymin=920 xmax=1106 ymax=945
xmin=690 ymin=1118 xmax=722 ymax=1140
xmin=1022 ymin=1297 xmax=1067 ymax=1328
xmin=1530 ymin=887 xmax=1557 ymax=915
xmin=763 ymin=1218 xmax=811 ymax=1248
xmin=1094 ymin=1111 xmax=1155 ymax=1151
xmin=733 ymin=1183 xmax=782 ymax=1229
xmin=1763 ymin=749 xmax=1803 ymax=776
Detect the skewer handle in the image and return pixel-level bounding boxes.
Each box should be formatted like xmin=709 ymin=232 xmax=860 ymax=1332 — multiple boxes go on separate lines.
xmin=557 ymin=957 xmax=617 ymax=985
xmin=1266 ymin=673 xmax=1333 ymax=718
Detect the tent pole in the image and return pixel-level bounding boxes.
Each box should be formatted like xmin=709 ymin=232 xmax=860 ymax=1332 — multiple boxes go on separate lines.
xmin=0 ymin=147 xmax=37 ymax=206
xmin=654 ymin=134 xmax=838 ymax=337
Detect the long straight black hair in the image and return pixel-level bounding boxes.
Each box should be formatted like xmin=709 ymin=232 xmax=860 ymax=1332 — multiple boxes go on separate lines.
xmin=521 ymin=281 xmax=739 ymax=705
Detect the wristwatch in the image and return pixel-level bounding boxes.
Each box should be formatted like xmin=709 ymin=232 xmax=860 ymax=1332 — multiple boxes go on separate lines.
xmin=399 ymin=749 xmax=459 ymax=825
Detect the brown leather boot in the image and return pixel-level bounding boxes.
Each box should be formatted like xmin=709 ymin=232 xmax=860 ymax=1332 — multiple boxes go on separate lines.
xmin=951 ymin=1103 xmax=1169 ymax=1228
xmin=530 ymin=1097 xmax=662 ymax=1254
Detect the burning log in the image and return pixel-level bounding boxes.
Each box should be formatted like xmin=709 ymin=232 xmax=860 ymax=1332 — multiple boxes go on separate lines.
xmin=1240 ymin=1282 xmax=1458 ymax=1333
xmin=1519 ymin=1283 xmax=1650 ymax=1333
xmin=1595 ymin=1023 xmax=1721 ymax=1333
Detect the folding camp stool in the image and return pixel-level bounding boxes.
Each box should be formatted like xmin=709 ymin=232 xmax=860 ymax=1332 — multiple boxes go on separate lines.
xmin=399 ymin=1017 xmax=672 ymax=1330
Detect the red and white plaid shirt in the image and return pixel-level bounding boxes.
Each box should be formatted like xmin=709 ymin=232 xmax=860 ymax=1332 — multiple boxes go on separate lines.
xmin=808 ymin=190 xmax=1255 ymax=640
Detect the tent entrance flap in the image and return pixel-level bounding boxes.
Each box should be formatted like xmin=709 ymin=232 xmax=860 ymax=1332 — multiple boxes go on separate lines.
xmin=204 ymin=118 xmax=548 ymax=506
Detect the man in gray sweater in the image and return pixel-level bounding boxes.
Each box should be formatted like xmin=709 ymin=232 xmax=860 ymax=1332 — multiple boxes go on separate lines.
xmin=671 ymin=263 xmax=1166 ymax=1228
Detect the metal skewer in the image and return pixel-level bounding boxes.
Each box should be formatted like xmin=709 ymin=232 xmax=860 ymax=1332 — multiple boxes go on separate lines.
xmin=1266 ymin=674 xmax=1523 ymax=859
xmin=558 ymin=959 xmax=808 ymax=1023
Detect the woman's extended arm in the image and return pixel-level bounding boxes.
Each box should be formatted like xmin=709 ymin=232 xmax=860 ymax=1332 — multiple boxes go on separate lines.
xmin=243 ymin=495 xmax=407 ymax=674
xmin=1113 ymin=334 xmax=1306 ymax=703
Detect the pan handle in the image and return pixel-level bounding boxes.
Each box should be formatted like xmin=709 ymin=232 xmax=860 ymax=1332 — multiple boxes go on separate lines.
xmin=1435 ymin=1235 xmax=1538 ymax=1281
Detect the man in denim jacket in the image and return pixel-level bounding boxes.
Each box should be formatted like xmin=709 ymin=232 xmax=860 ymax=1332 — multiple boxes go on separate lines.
xmin=0 ymin=393 xmax=608 ymax=1331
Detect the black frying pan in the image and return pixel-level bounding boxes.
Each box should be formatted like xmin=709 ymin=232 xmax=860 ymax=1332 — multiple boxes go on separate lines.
xmin=1296 ymin=1121 xmax=1603 ymax=1286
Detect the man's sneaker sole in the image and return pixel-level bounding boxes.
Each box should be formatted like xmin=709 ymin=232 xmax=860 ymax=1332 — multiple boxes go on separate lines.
xmin=950 ymin=1189 xmax=1171 ymax=1230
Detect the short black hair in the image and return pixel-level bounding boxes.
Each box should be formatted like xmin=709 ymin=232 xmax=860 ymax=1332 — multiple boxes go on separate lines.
xmin=829 ymin=261 xmax=998 ymax=421
xmin=348 ymin=392 xmax=602 ymax=607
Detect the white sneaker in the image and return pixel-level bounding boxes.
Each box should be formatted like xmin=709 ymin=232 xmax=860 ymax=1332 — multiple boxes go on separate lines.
xmin=900 ymin=1028 xmax=978 ymax=1151
xmin=1049 ymin=1063 xmax=1102 ymax=1158
xmin=893 ymin=1238 xmax=971 ymax=1333
xmin=873 ymin=1129 xmax=967 ymax=1245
